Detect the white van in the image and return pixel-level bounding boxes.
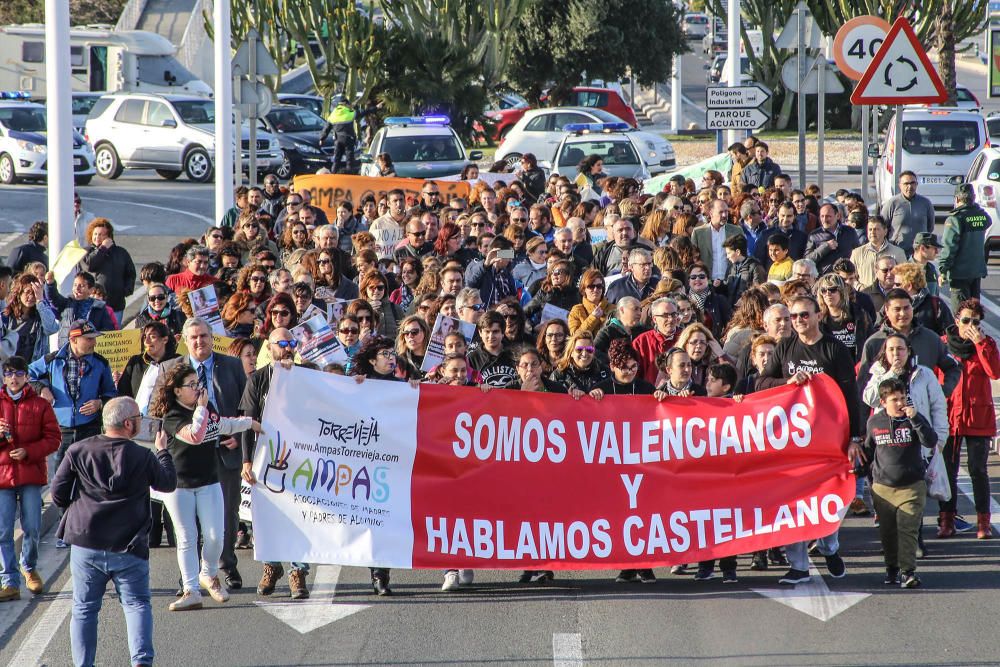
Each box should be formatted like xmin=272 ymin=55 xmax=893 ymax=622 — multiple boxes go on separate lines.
xmin=0 ymin=24 xmax=212 ymax=97
xmin=873 ymin=107 xmax=987 ymax=217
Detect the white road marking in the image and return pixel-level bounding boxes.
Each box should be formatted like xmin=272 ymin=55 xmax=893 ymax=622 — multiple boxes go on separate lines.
xmin=957 ymin=471 xmax=1000 ymax=536
xmin=751 ymin=558 xmax=870 ymax=621
xmin=10 ymin=190 xmax=213 ymax=224
xmin=255 ymin=564 xmax=371 ymax=634
xmin=552 ymin=632 xmax=583 ymax=667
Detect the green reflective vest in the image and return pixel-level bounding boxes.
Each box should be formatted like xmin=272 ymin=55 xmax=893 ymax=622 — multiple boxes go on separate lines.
xmin=327 ymin=105 xmax=356 ymax=124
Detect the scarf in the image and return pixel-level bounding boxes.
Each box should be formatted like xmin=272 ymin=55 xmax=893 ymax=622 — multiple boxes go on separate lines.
xmin=689 ymin=287 xmax=711 ymax=312
xmin=529 ymin=259 xmax=547 ymax=271
xmin=945 ymin=324 xmax=976 ymax=360
xmin=146 ymin=304 xmax=172 ymax=320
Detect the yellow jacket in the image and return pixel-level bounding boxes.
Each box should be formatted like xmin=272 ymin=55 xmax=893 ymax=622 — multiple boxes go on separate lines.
xmin=569 ymin=298 xmax=614 ymax=335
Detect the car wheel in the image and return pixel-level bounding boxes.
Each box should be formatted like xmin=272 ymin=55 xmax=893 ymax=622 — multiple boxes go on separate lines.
xmin=184 ymin=148 xmax=213 ymax=183
xmin=74 ymin=175 xmax=93 ymax=186
xmin=95 ymin=144 xmax=123 ymax=179
xmin=503 ymin=152 xmax=522 ymax=170
xmin=275 ymin=152 xmax=293 ymax=180
xmin=156 ymin=169 xmax=182 ymax=180
xmin=0 ymin=154 xmax=18 ymax=185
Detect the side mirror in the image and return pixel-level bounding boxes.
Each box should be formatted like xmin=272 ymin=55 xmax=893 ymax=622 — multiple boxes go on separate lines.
xmin=468 ymin=150 xmax=483 ymax=161
xmin=866 ymin=143 xmax=880 ymax=159
xmin=359 ymin=153 xmax=373 ymax=163
xmin=161 ymin=119 xmax=177 ymax=128
xmin=948 ymin=175 xmax=965 ymax=185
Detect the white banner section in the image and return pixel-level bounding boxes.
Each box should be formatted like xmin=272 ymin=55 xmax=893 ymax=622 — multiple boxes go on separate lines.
xmin=251 ymin=367 xmax=419 ymax=567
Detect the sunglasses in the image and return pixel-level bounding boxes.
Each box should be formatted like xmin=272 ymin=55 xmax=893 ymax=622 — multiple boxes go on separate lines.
xmin=585 ymin=283 xmax=605 ymax=290
xmin=250 ymin=275 xmax=266 ymax=282
xmin=689 ymin=273 xmax=707 ymax=280
xmin=339 ymin=326 xmax=359 ymax=334
xmin=463 ymin=303 xmax=486 ymax=311
xmin=317 ymin=259 xmax=332 ymax=265
xmin=789 ymin=311 xmax=812 ymax=320
xmin=574 ymin=345 xmax=595 ymax=353
xmin=149 ymin=294 xmax=167 ymax=302
xmin=511 ymin=217 xmax=528 ymax=223
xmin=209 ymin=233 xmax=223 ymax=240
xmin=409 ymin=230 xmax=426 ymax=237
xmin=819 ymin=286 xmax=839 ymax=294
xmin=273 ymin=339 xmax=298 ymax=349
xmin=960 ymin=317 xmax=981 ymax=326
xmin=358 ymin=315 xmax=373 ymax=322
xmin=271 ymin=309 xmax=291 ymax=317
xmin=402 ymin=328 xmax=422 ymax=337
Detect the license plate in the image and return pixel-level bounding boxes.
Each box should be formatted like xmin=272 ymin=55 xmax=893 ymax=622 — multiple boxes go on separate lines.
xmin=73 ymin=157 xmax=82 ymax=166
xmin=920 ymin=176 xmax=949 ymax=184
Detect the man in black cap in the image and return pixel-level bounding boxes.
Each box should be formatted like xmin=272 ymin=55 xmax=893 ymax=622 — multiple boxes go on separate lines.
xmin=911 ymin=232 xmax=944 ymax=298
xmin=939 ymin=183 xmax=989 ymax=312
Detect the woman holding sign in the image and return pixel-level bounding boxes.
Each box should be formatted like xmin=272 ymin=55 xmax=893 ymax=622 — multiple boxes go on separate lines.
xmin=150 ymin=364 xmax=261 ymax=612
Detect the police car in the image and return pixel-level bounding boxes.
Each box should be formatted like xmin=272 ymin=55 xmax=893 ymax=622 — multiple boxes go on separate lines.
xmin=0 ymin=91 xmax=96 ymax=185
xmin=960 ymin=145 xmax=1000 ymax=259
xmin=549 ymin=122 xmax=650 ymax=181
xmin=360 ymin=116 xmax=482 ymax=178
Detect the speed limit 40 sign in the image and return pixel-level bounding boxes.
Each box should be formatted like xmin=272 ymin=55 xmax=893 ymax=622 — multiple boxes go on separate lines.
xmin=833 ymin=16 xmax=891 ymax=80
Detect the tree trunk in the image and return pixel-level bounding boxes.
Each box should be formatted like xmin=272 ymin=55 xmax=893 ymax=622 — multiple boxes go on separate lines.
xmin=935 ymin=0 xmax=957 ymax=106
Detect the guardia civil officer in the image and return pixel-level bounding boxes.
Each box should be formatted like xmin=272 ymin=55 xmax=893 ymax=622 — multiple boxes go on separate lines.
xmin=939 ymin=183 xmax=989 ymax=313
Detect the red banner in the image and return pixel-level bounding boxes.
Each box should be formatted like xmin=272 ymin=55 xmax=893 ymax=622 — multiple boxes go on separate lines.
xmin=411 ymin=375 xmax=852 ymax=569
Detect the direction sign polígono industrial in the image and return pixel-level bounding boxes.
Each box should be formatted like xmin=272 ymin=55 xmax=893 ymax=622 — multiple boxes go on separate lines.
xmin=706 ymin=107 xmax=770 ymax=130
xmin=706 ymin=85 xmax=772 ymax=109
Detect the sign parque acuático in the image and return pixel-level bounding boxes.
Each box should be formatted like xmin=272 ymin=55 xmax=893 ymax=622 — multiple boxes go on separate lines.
xmin=249 ymin=368 xmax=853 ymax=569
xmin=705 ymin=85 xmax=771 ymax=131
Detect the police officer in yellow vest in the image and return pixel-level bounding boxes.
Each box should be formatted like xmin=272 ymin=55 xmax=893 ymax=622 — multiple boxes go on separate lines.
xmin=319 ymin=98 xmax=359 ymax=174
xmin=939 ymin=182 xmax=989 ymax=312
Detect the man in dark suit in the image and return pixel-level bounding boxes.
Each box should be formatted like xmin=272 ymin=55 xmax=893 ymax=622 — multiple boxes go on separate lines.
xmin=160 ymin=317 xmax=248 ymax=590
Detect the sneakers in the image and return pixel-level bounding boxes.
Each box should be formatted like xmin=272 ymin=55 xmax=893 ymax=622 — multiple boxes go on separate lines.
xmin=778 ymin=569 xmax=811 ymax=585
xmin=0 ymin=585 xmax=20 ymax=602
xmin=669 ymin=564 xmax=688 ymax=575
xmin=824 ymin=552 xmax=846 ymax=578
xmin=223 ymin=567 xmax=242 ymax=590
xmin=694 ymin=565 xmax=716 ymax=581
xmin=458 ymin=569 xmax=474 ymax=585
xmin=530 ymin=571 xmax=554 ymax=583
xmin=257 ymin=563 xmax=284 ymax=596
xmin=372 ymin=574 xmax=391 ymax=596
xmin=168 ymin=590 xmax=203 ymax=611
xmin=637 ymin=569 xmax=656 ymax=584
xmin=721 ymin=570 xmax=738 ymax=583
xmin=900 ymin=570 xmax=921 ymax=588
xmin=954 ymin=515 xmax=975 ymax=533
xmin=55 ymin=539 xmax=68 ymax=549
xmin=883 ymin=567 xmax=900 ymax=585
xmin=517 ymin=571 xmax=534 ymax=583
xmin=849 ymin=497 xmax=870 ymax=516
xmin=21 ymin=569 xmax=43 ymax=594
xmin=767 ymin=548 xmax=788 ymax=566
xmin=199 ymin=574 xmax=230 ymax=603
xmin=288 ymin=569 xmax=309 ymax=600
xmin=442 ymin=570 xmax=461 ymax=591
xmin=749 ymin=553 xmax=768 ymax=571
xmin=615 ymin=569 xmax=638 ymax=583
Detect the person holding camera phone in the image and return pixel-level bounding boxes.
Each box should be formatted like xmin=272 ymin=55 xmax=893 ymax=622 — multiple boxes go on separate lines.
xmin=149 ymin=362 xmax=261 ymax=612
xmin=464 ymin=236 xmax=518 ymax=308
xmin=0 ymin=356 xmax=60 ymax=602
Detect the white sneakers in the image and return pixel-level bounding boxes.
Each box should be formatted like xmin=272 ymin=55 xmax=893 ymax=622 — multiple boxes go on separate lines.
xmin=199 ymin=574 xmax=230 ymax=603
xmin=442 ymin=569 xmax=475 ymax=591
xmin=168 ymin=590 xmax=204 ymax=611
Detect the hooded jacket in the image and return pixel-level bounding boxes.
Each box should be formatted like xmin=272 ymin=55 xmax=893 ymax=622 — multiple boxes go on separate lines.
xmin=0 ymin=385 xmax=60 ymax=488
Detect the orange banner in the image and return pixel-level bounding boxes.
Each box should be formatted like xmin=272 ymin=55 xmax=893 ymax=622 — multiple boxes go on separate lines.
xmin=293 ymin=174 xmax=470 ymax=222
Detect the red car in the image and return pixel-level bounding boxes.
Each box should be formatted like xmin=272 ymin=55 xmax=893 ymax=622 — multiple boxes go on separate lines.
xmin=540 ymin=87 xmax=639 ymax=128
xmin=482 ymin=92 xmax=531 ymax=141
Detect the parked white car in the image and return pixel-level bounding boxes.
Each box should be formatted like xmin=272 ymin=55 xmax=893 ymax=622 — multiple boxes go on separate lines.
xmin=0 ymin=93 xmax=96 ymax=185
xmin=962 ymin=146 xmax=1000 ymax=258
xmin=496 ymin=107 xmax=675 ymax=175
xmin=873 ymin=107 xmax=987 ymax=217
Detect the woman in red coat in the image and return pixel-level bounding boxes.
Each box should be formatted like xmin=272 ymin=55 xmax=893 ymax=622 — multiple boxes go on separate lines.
xmin=0 ymin=356 xmax=61 ymax=601
xmin=938 ymin=299 xmax=1000 ymax=539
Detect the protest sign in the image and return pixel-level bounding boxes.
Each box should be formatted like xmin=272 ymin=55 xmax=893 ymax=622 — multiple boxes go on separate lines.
xmin=421 ymin=314 xmax=475 ymax=373
xmin=291 ymin=314 xmax=347 ymax=366
xmin=540 ymin=303 xmax=570 ymax=324
xmin=95 ymin=329 xmax=142 ymax=375
xmin=177 ymin=334 xmax=236 ymax=358
xmin=325 ymin=299 xmax=350 ymax=324
xmin=189 ymin=285 xmax=226 ymax=335
xmin=293 ymin=174 xmax=470 ymax=224
xmin=251 ymin=369 xmax=853 ymax=569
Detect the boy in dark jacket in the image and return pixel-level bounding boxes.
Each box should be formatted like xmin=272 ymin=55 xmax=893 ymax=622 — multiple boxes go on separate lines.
xmin=863 ymin=377 xmax=937 ymax=589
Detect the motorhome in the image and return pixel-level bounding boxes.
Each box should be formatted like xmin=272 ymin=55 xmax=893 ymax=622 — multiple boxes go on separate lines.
xmin=0 ymin=24 xmax=212 ymax=97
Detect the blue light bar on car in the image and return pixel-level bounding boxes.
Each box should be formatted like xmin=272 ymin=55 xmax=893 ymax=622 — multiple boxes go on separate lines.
xmin=384 ymin=115 xmax=450 ymax=126
xmin=0 ymin=91 xmax=31 ymax=100
xmin=563 ymin=122 xmax=630 ymax=134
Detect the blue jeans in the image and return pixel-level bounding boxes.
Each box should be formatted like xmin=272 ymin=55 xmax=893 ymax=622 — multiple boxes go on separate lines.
xmin=786 ymin=530 xmax=841 ymax=572
xmin=0 ymin=485 xmax=43 ymax=588
xmin=70 ymin=546 xmax=153 ymax=667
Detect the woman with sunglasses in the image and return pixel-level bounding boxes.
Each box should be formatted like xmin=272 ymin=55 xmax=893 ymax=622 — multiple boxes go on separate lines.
xmin=0 ymin=355 xmax=60 ymax=602
xmin=534 ymin=319 xmax=568 ymax=374
xmin=686 ymin=261 xmax=731 ymax=340
xmin=814 ymin=273 xmax=873 ymax=362
xmin=259 ymin=293 xmax=298 ymax=339
xmin=359 ymin=272 xmax=403 ymax=340
xmin=346 ymin=299 xmax=379 ymax=341
xmin=233 ymin=212 xmax=279 ymax=264
xmin=150 ymin=363 xmax=260 ymax=611
xmin=235 ymin=264 xmax=273 ymax=310
xmin=0 ymin=274 xmax=58 ymax=364
xmin=394 ymin=315 xmax=430 ymax=379
xmin=279 ymin=220 xmax=313 ymax=267
xmin=335 ymin=315 xmax=363 ymax=373
xmin=351 ymin=337 xmax=418 ymax=595
xmin=551 ymin=330 xmax=608 ymax=398
xmin=494 ymin=297 xmax=532 ymax=346
xmin=568 ymin=268 xmax=613 ymax=336
xmin=524 ymin=260 xmax=580 ymax=326
xmin=390 ymin=257 xmax=423 ymax=312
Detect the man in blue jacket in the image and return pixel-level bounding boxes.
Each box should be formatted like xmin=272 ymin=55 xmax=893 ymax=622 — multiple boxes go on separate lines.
xmin=43 ymin=271 xmax=117 ymax=348
xmin=28 ymin=320 xmax=116 ymax=474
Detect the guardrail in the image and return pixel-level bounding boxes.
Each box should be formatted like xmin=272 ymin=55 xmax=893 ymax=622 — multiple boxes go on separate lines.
xmin=115 ymin=0 xmax=149 ymax=31
xmin=176 ymin=0 xmax=209 ymax=74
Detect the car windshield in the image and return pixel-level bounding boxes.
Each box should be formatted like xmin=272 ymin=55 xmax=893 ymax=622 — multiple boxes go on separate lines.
xmin=955 ymin=88 xmax=975 ymax=102
xmin=383 ymin=134 xmax=463 ymax=161
xmin=987 ymin=118 xmax=1000 ymax=138
xmin=172 ymin=101 xmax=215 ymax=125
xmin=900 ymin=120 xmax=980 ymax=155
xmin=267 ymin=108 xmax=326 ymax=132
xmin=72 ymin=96 xmax=101 ymax=115
xmin=559 ymin=140 xmax=639 ymax=167
xmin=0 ymin=107 xmax=46 ymax=132
xmin=686 ymin=16 xmax=708 ymax=24
xmin=586 ymin=108 xmax=626 ymax=124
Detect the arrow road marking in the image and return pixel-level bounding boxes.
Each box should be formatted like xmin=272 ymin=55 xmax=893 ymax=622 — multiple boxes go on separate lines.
xmin=750 ymin=559 xmax=870 ymax=622
xmin=255 ymin=564 xmax=371 ymax=634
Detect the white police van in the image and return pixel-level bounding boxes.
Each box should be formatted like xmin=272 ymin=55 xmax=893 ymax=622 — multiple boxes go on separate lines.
xmin=0 ymin=91 xmax=96 ymax=185
xmin=549 ymin=122 xmax=650 ymax=181
xmin=361 ymin=115 xmax=482 ymax=178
